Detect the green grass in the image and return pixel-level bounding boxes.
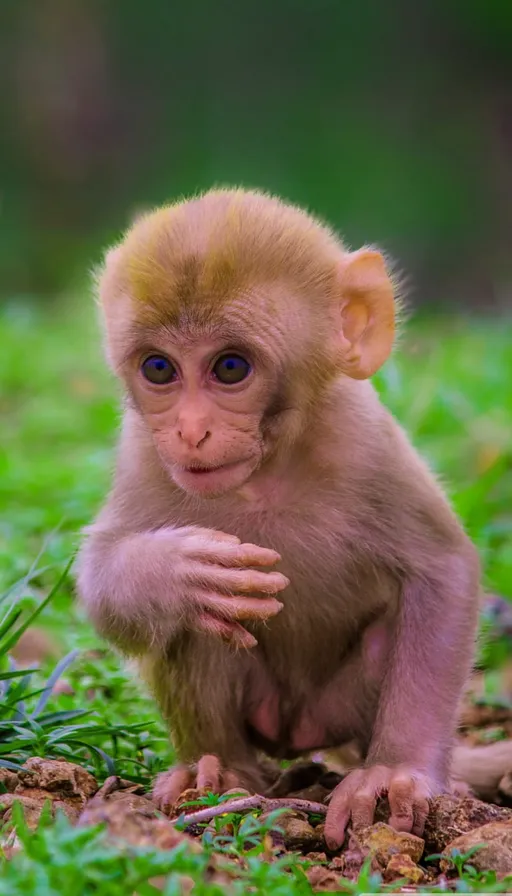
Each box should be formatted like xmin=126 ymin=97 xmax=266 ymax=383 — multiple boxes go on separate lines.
xmin=1 ymin=297 xmax=512 ymax=892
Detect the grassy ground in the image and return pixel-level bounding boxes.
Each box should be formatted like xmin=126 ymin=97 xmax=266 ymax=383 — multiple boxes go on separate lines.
xmin=1 ymin=297 xmax=512 ymax=893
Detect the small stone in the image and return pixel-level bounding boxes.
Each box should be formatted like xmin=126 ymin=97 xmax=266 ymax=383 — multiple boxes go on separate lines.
xmin=424 ymin=794 xmax=512 ymax=854
xmin=305 ymin=865 xmax=343 ymax=891
xmin=351 ymin=822 xmax=424 ymax=867
xmin=441 ymin=820 xmax=512 ymax=878
xmin=0 ymin=758 xmax=98 ymax=830
xmin=18 ymin=757 xmax=97 ymax=801
xmin=276 ymin=810 xmax=322 ymax=852
xmin=79 ymin=795 xmax=200 ymax=852
xmin=384 ymin=853 xmax=425 ymax=884
xmin=0 ymin=795 xmax=61 ymax=830
xmin=0 ymin=769 xmax=19 ymax=793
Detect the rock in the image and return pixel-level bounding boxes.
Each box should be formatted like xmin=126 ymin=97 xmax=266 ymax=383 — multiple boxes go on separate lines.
xmin=0 ymin=758 xmax=98 ymax=829
xmin=441 ymin=820 xmax=512 ymax=878
xmin=424 ymin=794 xmax=512 ymax=854
xmin=261 ymin=809 xmax=323 ymax=852
xmin=79 ymin=792 xmax=200 ymax=852
xmin=278 ymin=811 xmax=322 ymax=851
xmin=18 ymin=757 xmax=97 ymax=802
xmin=305 ymin=865 xmax=343 ymax=891
xmin=171 ymin=787 xmax=203 ymax=814
xmin=383 ymin=853 xmax=425 ymax=884
xmin=0 ymin=768 xmax=19 ymax=793
xmin=350 ymin=822 xmax=424 ymax=867
xmin=0 ymin=794 xmax=73 ymax=829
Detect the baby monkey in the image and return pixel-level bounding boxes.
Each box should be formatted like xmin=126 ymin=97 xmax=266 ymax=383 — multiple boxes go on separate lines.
xmin=76 ymin=188 xmax=480 ymax=849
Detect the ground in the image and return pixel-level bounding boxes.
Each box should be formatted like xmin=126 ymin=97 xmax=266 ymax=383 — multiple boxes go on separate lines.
xmin=1 ymin=297 xmax=512 ymax=893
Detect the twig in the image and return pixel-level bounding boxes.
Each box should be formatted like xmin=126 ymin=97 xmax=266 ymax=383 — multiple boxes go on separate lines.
xmin=94 ymin=776 xmax=121 ymax=799
xmin=172 ymin=795 xmax=327 ymax=826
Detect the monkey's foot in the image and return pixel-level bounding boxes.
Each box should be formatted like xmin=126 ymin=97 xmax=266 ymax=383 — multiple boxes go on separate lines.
xmin=152 ymin=754 xmax=244 ymax=814
xmin=324 ymin=764 xmax=435 ymax=850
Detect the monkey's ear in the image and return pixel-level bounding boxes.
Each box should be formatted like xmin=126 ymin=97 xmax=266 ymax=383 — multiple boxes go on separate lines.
xmin=337 ymin=249 xmax=395 ymax=379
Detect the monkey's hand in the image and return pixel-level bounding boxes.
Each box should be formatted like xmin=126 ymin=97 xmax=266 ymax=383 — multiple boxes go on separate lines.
xmin=152 ymin=754 xmax=247 ymax=814
xmin=324 ymin=764 xmax=435 ymax=849
xmin=173 ymin=526 xmax=288 ymax=648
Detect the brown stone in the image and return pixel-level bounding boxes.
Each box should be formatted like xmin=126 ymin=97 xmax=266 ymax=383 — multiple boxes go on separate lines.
xmin=441 ymin=820 xmax=512 ymax=878
xmin=0 ymin=768 xmax=19 ymax=793
xmin=277 ymin=810 xmax=322 ymax=851
xmin=17 ymin=757 xmax=97 ymax=802
xmin=0 ymin=758 xmax=98 ymax=829
xmin=79 ymin=792 xmax=200 ymax=852
xmin=424 ymin=794 xmax=512 ymax=854
xmin=383 ymin=853 xmax=425 ymax=883
xmin=350 ymin=822 xmax=424 ymax=867
xmin=306 ymin=865 xmax=343 ymax=891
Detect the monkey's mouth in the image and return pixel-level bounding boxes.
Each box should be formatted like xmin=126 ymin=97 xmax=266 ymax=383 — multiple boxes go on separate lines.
xmin=173 ymin=458 xmax=256 ymax=495
xmin=182 ymin=463 xmax=231 ymax=475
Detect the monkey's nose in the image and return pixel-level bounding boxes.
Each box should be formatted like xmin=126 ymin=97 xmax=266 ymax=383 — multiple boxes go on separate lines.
xmin=177 ymin=427 xmax=211 ymax=449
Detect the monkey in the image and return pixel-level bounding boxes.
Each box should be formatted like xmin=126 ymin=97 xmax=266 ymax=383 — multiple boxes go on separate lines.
xmin=75 ymin=187 xmax=483 ymax=850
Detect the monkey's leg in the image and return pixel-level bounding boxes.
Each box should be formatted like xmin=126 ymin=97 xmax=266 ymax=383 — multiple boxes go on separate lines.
xmin=325 ymin=558 xmax=479 ymax=849
xmin=140 ymin=646 xmax=271 ymax=813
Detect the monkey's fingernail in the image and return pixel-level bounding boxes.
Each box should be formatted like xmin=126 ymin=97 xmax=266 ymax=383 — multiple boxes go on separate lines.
xmin=233 ymin=632 xmax=257 ymax=649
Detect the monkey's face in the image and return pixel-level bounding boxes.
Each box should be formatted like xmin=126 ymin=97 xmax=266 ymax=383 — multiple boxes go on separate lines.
xmin=126 ymin=335 xmax=280 ymax=497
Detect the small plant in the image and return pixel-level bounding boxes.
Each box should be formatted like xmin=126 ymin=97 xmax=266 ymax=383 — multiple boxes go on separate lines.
xmin=0 ymin=562 xmax=150 ymax=781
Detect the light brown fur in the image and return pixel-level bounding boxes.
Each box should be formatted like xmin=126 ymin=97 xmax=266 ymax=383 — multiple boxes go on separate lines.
xmin=77 ymin=188 xmax=483 ymax=848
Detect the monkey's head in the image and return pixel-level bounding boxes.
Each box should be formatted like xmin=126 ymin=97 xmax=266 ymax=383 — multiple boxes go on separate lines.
xmin=97 ymin=188 xmax=398 ymax=497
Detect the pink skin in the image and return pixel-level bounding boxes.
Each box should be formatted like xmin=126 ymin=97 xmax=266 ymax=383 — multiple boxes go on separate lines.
xmin=128 ymin=339 xmax=272 ymax=498
xmin=171 ymin=458 xmax=258 ymax=497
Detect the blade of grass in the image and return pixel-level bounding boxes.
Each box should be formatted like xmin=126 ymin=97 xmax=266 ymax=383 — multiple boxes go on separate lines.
xmin=0 ymin=557 xmax=73 ymax=656
xmin=32 ymin=648 xmax=80 ymax=716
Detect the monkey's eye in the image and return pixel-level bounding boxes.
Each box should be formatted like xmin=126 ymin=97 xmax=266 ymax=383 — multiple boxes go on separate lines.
xmin=212 ymin=354 xmax=252 ymax=385
xmin=141 ymin=355 xmax=177 ymax=384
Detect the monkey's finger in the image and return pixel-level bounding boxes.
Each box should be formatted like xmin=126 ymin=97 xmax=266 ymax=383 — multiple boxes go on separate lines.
xmin=188 ymin=540 xmax=282 ymax=568
xmin=152 ymin=766 xmax=193 ymax=814
xmin=197 ymin=754 xmax=222 ymax=792
xmin=191 ymin=566 xmax=290 ymax=595
xmin=324 ymin=787 xmax=353 ymax=850
xmin=195 ymin=611 xmax=258 ymax=648
xmin=388 ymin=775 xmax=415 ymax=832
xmin=412 ymin=794 xmax=430 ymax=836
xmin=200 ymin=593 xmax=284 ymax=622
xmin=350 ymin=784 xmax=379 ymax=830
xmin=222 ymin=542 xmax=282 ymax=568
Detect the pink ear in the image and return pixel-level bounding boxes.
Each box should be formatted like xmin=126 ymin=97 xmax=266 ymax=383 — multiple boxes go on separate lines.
xmin=338 ymin=249 xmax=395 ymax=380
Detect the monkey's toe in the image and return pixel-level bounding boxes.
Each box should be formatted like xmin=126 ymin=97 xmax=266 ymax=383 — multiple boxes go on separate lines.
xmin=152 ymin=765 xmax=194 ymax=814
xmin=152 ymin=755 xmax=246 ymax=815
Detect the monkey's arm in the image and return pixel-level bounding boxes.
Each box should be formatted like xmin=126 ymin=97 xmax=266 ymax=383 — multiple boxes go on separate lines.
xmin=325 ymin=541 xmax=480 ymax=848
xmin=76 ymin=521 xmax=287 ymax=654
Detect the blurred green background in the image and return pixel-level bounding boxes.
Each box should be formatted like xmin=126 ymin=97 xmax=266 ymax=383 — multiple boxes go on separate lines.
xmin=2 ymin=0 xmax=512 ymax=307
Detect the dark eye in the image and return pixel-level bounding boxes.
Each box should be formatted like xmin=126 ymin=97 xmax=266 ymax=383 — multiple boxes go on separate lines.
xmin=212 ymin=354 xmax=251 ymax=385
xmin=141 ymin=355 xmax=177 ymax=384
